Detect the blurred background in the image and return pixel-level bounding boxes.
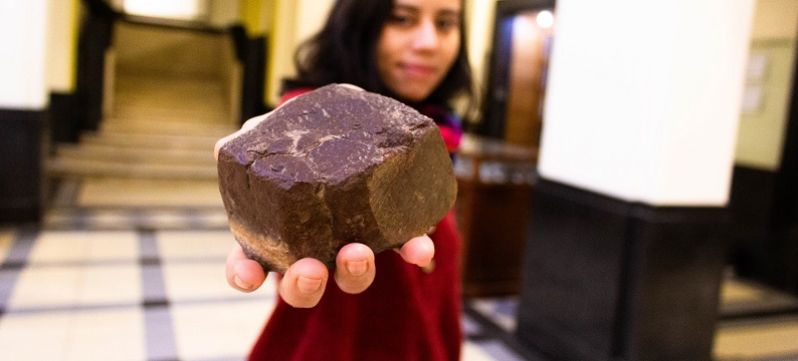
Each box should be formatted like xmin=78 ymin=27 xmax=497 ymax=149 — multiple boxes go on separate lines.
xmin=0 ymin=0 xmax=797 ymax=360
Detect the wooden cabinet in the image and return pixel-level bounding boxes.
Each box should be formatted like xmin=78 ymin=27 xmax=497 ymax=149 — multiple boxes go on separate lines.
xmin=454 ymin=135 xmax=537 ymax=297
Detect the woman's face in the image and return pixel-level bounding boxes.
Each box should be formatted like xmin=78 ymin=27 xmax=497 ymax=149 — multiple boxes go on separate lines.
xmin=376 ymin=0 xmax=462 ymax=102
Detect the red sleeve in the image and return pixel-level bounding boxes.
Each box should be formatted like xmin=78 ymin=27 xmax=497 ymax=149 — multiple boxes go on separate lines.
xmin=279 ymin=88 xmax=314 ymax=105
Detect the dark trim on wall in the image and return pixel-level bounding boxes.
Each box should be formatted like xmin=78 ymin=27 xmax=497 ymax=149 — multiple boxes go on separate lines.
xmin=0 ymin=108 xmax=48 ymax=224
xmin=728 ymin=166 xmax=777 ymax=283
xmin=772 ymin=35 xmax=798 ymax=230
xmin=76 ymin=0 xmax=116 ymax=132
xmin=516 ymin=179 xmax=728 ymax=361
xmin=769 ymin=37 xmax=798 ymax=293
xmin=49 ymin=92 xmax=80 ymax=144
xmin=728 ymin=37 xmax=798 ymax=295
xmin=728 ymin=171 xmax=798 ymax=295
xmin=237 ymin=34 xmax=267 ymax=123
xmin=229 ymin=24 xmax=267 ymax=122
xmin=230 ymin=25 xmax=248 ymax=63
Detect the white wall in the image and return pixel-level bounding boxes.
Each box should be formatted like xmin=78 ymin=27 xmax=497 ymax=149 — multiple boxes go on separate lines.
xmin=538 ymin=0 xmax=755 ymax=206
xmin=266 ymin=0 xmax=334 ymax=105
xmin=465 ymin=0 xmax=497 ymax=109
xmin=751 ymin=0 xmax=798 ymax=39
xmin=293 ymin=0 xmax=334 ymax=45
xmin=209 ymin=0 xmax=239 ymax=27
xmin=47 ymin=0 xmax=78 ymax=93
xmin=114 ymin=22 xmax=224 ymax=78
xmin=0 ymin=0 xmax=49 ymax=109
xmin=123 ymin=0 xmax=210 ymax=20
xmin=734 ymin=0 xmax=798 ymax=170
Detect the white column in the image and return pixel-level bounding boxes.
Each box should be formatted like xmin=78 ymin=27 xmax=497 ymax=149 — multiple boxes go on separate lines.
xmin=0 ymin=0 xmax=50 ymax=109
xmin=538 ymin=0 xmax=756 ymax=206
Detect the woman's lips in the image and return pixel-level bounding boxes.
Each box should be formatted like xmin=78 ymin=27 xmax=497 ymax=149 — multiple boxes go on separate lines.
xmin=399 ymin=63 xmax=436 ymax=77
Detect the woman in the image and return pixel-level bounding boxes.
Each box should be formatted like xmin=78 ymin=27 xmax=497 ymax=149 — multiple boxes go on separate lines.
xmin=218 ymin=0 xmax=473 ymax=359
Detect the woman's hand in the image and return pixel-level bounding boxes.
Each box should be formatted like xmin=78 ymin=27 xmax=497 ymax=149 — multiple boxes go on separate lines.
xmin=215 ymin=89 xmax=435 ymax=308
xmin=224 ymin=236 xmax=434 ymax=308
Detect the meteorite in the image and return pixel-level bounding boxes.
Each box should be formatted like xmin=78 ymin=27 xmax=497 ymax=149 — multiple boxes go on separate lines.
xmin=216 ymin=84 xmax=456 ymax=273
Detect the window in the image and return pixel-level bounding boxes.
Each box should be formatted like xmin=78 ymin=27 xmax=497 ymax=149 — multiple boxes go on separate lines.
xmin=122 ymin=0 xmax=209 ymax=20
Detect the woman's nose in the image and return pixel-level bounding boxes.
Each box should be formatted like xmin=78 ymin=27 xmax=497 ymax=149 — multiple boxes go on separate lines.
xmin=411 ymin=20 xmax=439 ymax=50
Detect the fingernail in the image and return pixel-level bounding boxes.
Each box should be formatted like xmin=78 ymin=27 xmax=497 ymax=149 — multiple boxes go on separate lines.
xmin=297 ymin=276 xmax=322 ymax=294
xmin=234 ymin=275 xmax=252 ymax=290
xmin=346 ymin=260 xmax=368 ymax=276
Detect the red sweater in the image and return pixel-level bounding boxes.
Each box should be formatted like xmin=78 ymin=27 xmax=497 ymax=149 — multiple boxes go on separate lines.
xmin=247 ymin=89 xmax=463 ymax=361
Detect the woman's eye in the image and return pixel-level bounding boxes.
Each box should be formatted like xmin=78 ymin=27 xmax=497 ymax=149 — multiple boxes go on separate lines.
xmin=436 ymin=18 xmax=459 ymax=31
xmin=388 ymin=14 xmax=415 ymax=26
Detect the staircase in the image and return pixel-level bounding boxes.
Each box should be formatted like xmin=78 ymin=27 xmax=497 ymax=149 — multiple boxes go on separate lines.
xmin=45 ymin=22 xmax=240 ymax=230
xmin=48 ymin=73 xmax=235 ymax=180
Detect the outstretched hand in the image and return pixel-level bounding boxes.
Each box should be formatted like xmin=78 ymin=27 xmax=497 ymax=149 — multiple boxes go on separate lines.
xmin=224 ymin=236 xmax=434 ymax=308
xmin=215 ymin=85 xmax=435 ymax=308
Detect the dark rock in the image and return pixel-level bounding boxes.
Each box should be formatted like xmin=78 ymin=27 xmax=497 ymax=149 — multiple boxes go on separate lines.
xmin=217 ymin=84 xmax=456 ymax=272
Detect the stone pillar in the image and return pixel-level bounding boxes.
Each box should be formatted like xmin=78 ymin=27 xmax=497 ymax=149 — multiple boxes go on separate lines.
xmin=516 ymin=0 xmax=755 ymax=360
xmin=0 ymin=0 xmax=51 ymax=223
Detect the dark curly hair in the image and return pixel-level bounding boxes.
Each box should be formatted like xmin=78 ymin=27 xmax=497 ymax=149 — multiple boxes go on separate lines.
xmin=288 ymin=0 xmax=473 ymax=108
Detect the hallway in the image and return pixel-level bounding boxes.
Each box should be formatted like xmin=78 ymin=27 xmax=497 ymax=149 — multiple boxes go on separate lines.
xmin=0 ymin=62 xmax=797 ymax=359
xmin=2 ymin=1 xmax=798 ymax=359
xmin=0 ymin=43 xmax=530 ymax=360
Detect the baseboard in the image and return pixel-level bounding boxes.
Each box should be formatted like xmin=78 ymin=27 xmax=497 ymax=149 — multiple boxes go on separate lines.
xmin=239 ymin=35 xmax=266 ymax=122
xmin=49 ymin=92 xmax=80 ymax=144
xmin=0 ymin=108 xmax=48 ymax=224
xmin=729 ymin=165 xmax=798 ymax=294
xmin=76 ymin=14 xmax=113 ymax=132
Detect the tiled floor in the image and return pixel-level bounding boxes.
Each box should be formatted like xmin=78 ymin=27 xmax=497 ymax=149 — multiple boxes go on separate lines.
xmin=0 ymin=225 xmax=530 ymax=361
xmin=0 ymin=230 xmax=13 ymax=263
xmin=714 ymin=316 xmax=798 ymax=360
xmin=8 ymin=210 xmax=798 ymax=361
xmin=465 ymin=281 xmax=798 ymax=361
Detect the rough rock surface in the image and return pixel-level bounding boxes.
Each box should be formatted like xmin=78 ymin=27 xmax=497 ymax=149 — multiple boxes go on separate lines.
xmin=217 ymin=84 xmax=456 ymax=272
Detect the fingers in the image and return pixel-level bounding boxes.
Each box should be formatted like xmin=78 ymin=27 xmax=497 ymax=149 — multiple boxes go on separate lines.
xmin=279 ymin=258 xmax=329 ymax=308
xmin=226 ymin=242 xmax=267 ymax=292
xmin=334 ymin=243 xmax=376 ymax=294
xmin=397 ymin=235 xmax=435 ymax=268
